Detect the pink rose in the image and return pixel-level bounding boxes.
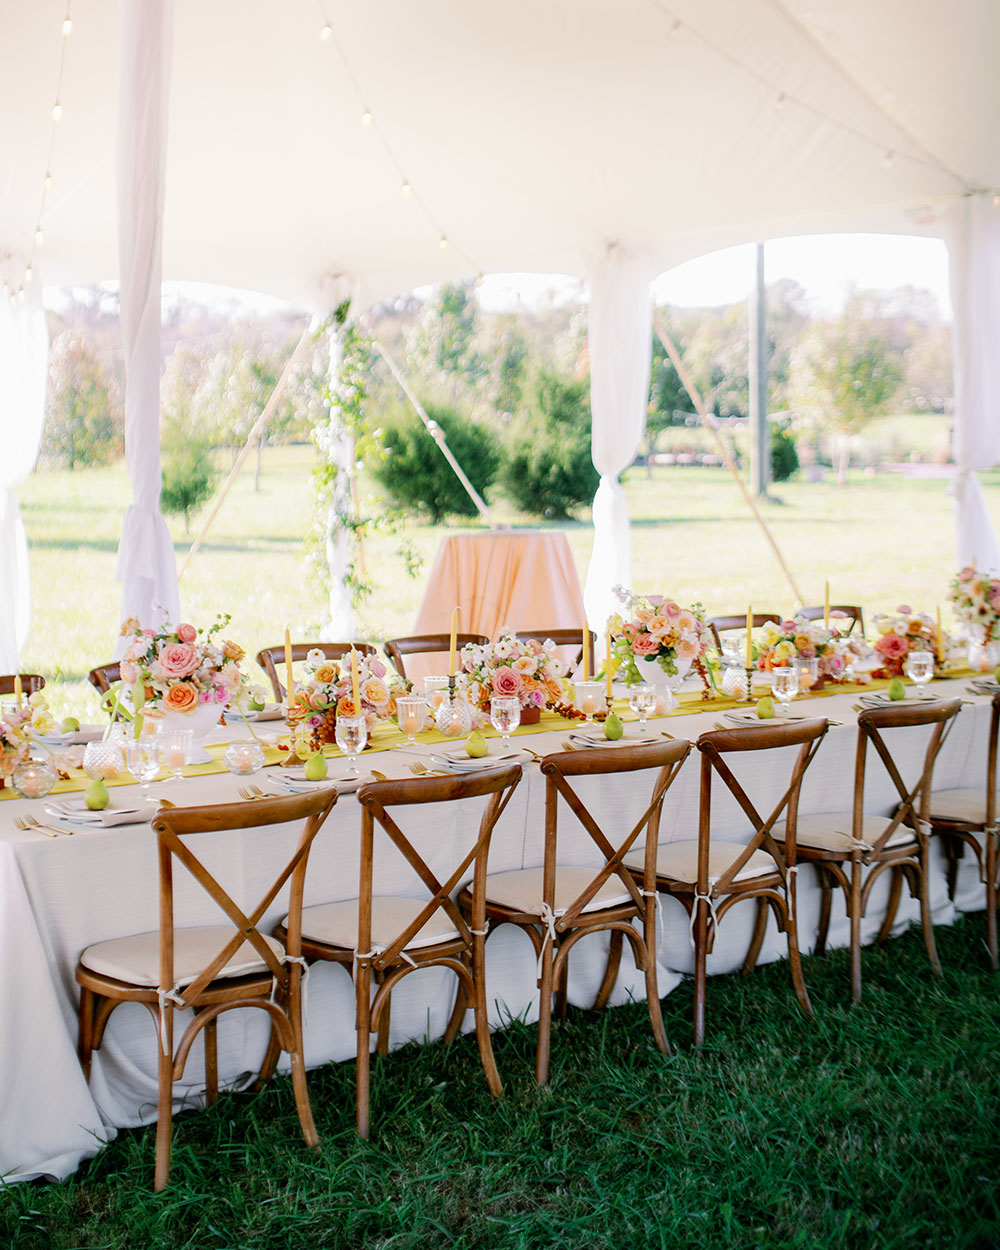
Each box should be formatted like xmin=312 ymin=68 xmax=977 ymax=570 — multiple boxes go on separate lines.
xmin=780 ymin=620 xmax=797 ymax=634
xmin=632 ymin=633 xmax=662 ymax=656
xmin=119 ymin=660 xmax=138 ymax=685
xmin=368 ymin=657 xmax=386 ymax=678
xmin=157 ymin=641 xmax=200 ymax=678
xmin=875 ymin=632 xmax=908 ymax=660
xmin=896 ymin=605 xmax=912 ymax=616
xmin=176 ymin=623 xmax=198 ymax=644
xmin=492 ymin=666 xmax=523 ymax=697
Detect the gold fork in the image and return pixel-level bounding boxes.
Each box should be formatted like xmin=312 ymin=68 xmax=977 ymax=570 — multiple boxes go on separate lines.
xmin=408 ymin=761 xmax=448 ymax=776
xmin=14 ymin=813 xmax=67 ymax=837
xmin=238 ymin=785 xmax=269 ymax=800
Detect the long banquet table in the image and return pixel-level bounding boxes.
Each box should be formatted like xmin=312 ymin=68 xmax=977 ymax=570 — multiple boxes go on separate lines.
xmin=0 ymin=676 xmax=991 ymax=1183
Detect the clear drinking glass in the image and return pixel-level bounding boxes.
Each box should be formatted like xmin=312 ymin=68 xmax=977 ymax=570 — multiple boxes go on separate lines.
xmin=628 ymin=682 xmax=657 ymax=730
xmin=574 ymin=680 xmax=605 ymax=724
xmin=490 ymin=695 xmax=521 ymax=750
xmin=335 ymin=714 xmax=368 ymax=776
xmin=770 ymin=666 xmax=799 ymax=717
xmin=160 ymin=728 xmax=193 ymax=781
xmin=794 ymin=656 xmax=819 ymax=692
xmin=396 ymin=695 xmax=427 ymax=744
xmin=904 ymin=650 xmax=935 ymax=696
xmin=126 ymin=738 xmax=162 ymax=803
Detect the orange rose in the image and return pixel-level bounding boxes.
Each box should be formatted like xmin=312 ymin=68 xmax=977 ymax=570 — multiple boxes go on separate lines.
xmin=222 ymin=639 xmax=245 ymax=663
xmin=163 ymin=682 xmax=199 ymax=714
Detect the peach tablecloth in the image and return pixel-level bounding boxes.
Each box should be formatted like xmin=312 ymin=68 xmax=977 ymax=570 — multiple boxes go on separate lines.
xmin=408 ymin=531 xmax=585 ymax=682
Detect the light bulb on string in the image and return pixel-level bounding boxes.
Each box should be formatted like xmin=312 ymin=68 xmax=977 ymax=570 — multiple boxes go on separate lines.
xmin=62 ymin=17 xmax=72 ymax=36
xmin=319 ymin=23 xmax=332 ymax=40
xmin=361 ymin=110 xmax=372 ymax=126
xmin=24 ymin=266 xmax=33 ymax=283
xmin=44 ymin=171 xmax=53 ymax=190
xmin=439 ymin=235 xmax=448 ymax=250
xmin=52 ymin=101 xmax=62 ymax=121
xmin=882 ymin=149 xmax=895 ymax=168
xmin=401 ymin=181 xmax=411 ymax=197
xmin=35 ymin=228 xmax=44 ymax=246
xmin=993 ymin=193 xmax=1000 ymax=207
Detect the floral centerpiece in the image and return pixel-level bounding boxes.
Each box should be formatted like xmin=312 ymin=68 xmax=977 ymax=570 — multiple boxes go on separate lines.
xmin=0 ymin=694 xmax=57 ymax=788
xmin=950 ymin=567 xmax=1000 ymax=650
xmin=608 ymin=587 xmax=710 ymax=692
xmin=754 ymin=615 xmax=859 ymax=684
xmin=870 ymin=606 xmax=940 ymax=679
xmin=457 ymin=631 xmax=567 ymax=723
xmin=287 ymin=649 xmax=400 ymax=756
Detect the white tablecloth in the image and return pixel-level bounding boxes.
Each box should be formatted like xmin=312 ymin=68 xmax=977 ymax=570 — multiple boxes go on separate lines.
xmin=0 ymin=679 xmax=990 ymax=1182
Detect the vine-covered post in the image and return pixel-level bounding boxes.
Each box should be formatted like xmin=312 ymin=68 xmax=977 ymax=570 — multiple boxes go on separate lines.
xmin=319 ymin=307 xmax=356 ymax=639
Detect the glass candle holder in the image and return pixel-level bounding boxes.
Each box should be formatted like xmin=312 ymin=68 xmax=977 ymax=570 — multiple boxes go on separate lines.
xmin=435 ymin=694 xmax=473 ymax=737
xmin=574 ymin=680 xmax=605 ymax=724
xmin=224 ymin=739 xmax=266 ymax=775
xmin=83 ymin=739 xmax=125 ymax=782
xmin=12 ymin=758 xmax=57 ymax=799
xmin=422 ymin=676 xmax=451 ymax=712
xmin=160 ymin=728 xmax=193 ymax=781
xmin=628 ymin=682 xmax=656 ymax=730
xmin=396 ymin=695 xmax=427 ymax=744
xmin=719 ymin=657 xmax=749 ymax=701
xmin=794 ymin=656 xmax=819 ymax=692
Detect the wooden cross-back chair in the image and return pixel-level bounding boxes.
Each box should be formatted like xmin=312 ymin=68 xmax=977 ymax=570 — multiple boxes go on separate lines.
xmin=798 ymin=604 xmax=866 ymax=636
xmin=384 ymin=633 xmax=490 ymax=681
xmin=928 ymin=691 xmax=1000 ymax=968
xmin=256 ymin=641 xmax=378 ymax=702
xmin=773 ymin=699 xmax=962 ymax=1001
xmin=513 ymin=629 xmax=595 ymax=676
xmin=276 ymin=765 xmax=522 ymax=1138
xmin=460 ymin=739 xmax=691 ymax=1085
xmin=87 ymin=663 xmax=120 ymax=696
xmin=706 ymin=613 xmax=782 ymax=655
xmin=0 ymin=673 xmax=45 ymax=696
xmin=630 ymin=719 xmax=828 ymax=1046
xmin=75 ymin=789 xmax=337 ymax=1191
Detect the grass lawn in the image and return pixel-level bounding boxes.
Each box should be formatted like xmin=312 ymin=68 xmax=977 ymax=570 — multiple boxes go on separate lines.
xmin=15 ymin=446 xmax=1000 ymax=721
xmin=1 ymin=916 xmax=997 ymax=1249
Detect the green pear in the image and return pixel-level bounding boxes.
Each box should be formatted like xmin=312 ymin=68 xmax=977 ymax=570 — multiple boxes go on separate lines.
xmin=248 ymin=693 xmax=266 ymax=712
xmin=303 ymin=752 xmax=328 ymax=781
xmin=61 ymin=716 xmax=80 ymax=733
xmin=756 ymin=696 xmax=775 ymax=719
xmin=85 ymin=778 xmax=109 ymax=811
xmin=466 ymin=731 xmax=488 ymax=758
xmin=603 ymin=712 xmax=624 ymax=740
xmin=887 ymin=677 xmax=907 ymax=701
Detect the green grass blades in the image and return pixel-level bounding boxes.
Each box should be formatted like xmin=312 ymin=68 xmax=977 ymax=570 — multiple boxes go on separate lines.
xmin=2 ymin=916 xmax=998 ymax=1249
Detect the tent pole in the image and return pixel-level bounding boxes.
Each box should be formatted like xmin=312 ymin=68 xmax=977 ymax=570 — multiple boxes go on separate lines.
xmin=652 ymin=312 xmax=803 ymax=604
xmin=372 ymin=338 xmax=496 ymax=529
xmin=177 ymin=322 xmax=314 ymax=580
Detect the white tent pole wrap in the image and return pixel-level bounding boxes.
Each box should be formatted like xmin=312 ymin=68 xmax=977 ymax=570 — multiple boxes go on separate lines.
xmin=945 ymin=193 xmax=1000 ymax=572
xmin=114 ymin=0 xmax=179 ymax=641
xmin=0 ymin=285 xmax=48 ymax=672
xmin=583 ymin=246 xmax=652 ymax=633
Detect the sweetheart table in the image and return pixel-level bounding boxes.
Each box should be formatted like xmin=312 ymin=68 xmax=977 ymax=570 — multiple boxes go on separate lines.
xmin=0 ymin=677 xmax=990 ymax=1183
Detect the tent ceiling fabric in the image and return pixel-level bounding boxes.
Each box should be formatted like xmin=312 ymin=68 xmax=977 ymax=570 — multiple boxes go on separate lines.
xmin=1 ymin=0 xmax=996 ymax=310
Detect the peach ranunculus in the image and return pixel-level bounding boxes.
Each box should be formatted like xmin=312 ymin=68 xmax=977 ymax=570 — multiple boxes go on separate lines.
xmin=176 ymin=623 xmax=198 ymax=644
xmin=157 ymin=642 xmax=200 ymax=678
xmin=662 ymin=601 xmax=681 ymax=619
xmin=163 ymin=682 xmax=199 ymax=714
xmin=676 ymin=610 xmax=697 ymax=633
xmin=631 ymin=633 xmax=662 ymax=656
xmin=361 ymin=676 xmax=390 ymax=707
xmin=222 ymin=639 xmax=245 ymax=663
xmin=794 ymin=634 xmax=813 ymax=653
xmin=308 ymin=688 xmax=329 ymax=710
xmin=492 ymin=666 xmax=523 ymax=697
xmin=646 ymin=614 xmax=670 ymax=635
xmin=676 ymin=637 xmax=698 ymax=660
xmin=513 ymin=655 xmax=536 ymax=676
xmin=313 ymin=662 xmax=338 ymax=684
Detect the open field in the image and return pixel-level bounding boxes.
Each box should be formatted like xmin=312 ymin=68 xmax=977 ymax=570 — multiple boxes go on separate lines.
xmin=17 ymin=445 xmax=1000 ymax=721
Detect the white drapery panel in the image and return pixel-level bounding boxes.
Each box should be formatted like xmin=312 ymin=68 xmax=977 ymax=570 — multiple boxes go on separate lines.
xmin=583 ymin=247 xmax=653 ymax=635
xmin=944 ymin=193 xmax=1000 ymax=572
xmin=0 ymin=285 xmax=48 ymax=672
xmin=114 ymin=0 xmax=179 ymax=643
xmin=320 ymin=322 xmax=356 ymax=640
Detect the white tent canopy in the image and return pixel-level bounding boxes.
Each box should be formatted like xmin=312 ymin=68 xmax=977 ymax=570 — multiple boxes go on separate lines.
xmin=1 ymin=0 xmax=998 ymax=659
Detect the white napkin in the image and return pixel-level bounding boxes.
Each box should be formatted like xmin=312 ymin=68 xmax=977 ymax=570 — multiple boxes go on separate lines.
xmin=44 ymin=798 xmax=149 ymax=827
xmin=567 ymin=730 xmax=658 ymax=749
xmin=429 ymin=750 xmax=530 ymax=772
xmin=242 ymin=704 xmax=285 ymax=722
xmin=270 ymin=771 xmax=360 ymax=795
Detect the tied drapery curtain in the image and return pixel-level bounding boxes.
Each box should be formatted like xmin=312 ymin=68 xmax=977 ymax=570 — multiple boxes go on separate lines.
xmin=0 ymin=285 xmax=48 ymax=672
xmin=583 ymin=246 xmax=653 ymax=639
xmin=115 ymin=0 xmax=179 ymax=644
xmin=944 ymin=193 xmax=1000 ymax=572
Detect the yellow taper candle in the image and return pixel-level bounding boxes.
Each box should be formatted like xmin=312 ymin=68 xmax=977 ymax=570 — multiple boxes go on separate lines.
xmin=605 ymin=631 xmax=613 ymax=699
xmin=449 ymin=606 xmax=458 ymax=677
xmin=746 ymin=606 xmax=753 ymax=669
xmin=13 ymin=674 xmax=21 ymax=707
xmin=351 ymin=647 xmax=361 ymax=715
xmin=936 ymin=606 xmax=944 ymax=663
xmin=824 ymin=581 xmax=830 ymax=629
xmin=284 ymin=628 xmax=294 ymax=701
xmin=582 ymin=623 xmax=590 ymax=681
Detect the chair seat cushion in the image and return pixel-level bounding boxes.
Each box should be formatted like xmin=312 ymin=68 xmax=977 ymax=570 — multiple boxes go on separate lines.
xmin=295 ymin=896 xmax=460 ymax=952
xmin=625 ymin=840 xmax=776 ymax=885
xmin=79 ymin=925 xmax=284 ymax=987
xmin=928 ymin=787 xmax=996 ymax=826
xmin=481 ymin=865 xmax=632 ymax=915
xmin=773 ymin=813 xmax=916 ymax=853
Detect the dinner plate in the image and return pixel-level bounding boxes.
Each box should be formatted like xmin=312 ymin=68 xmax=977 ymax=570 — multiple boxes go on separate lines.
xmin=271 ymin=769 xmax=355 ymax=793
xmin=429 ymin=750 xmax=531 ymax=773
xmin=44 ymin=797 xmax=149 ymax=827
xmin=857 ymin=691 xmax=937 ymax=708
xmin=35 ymin=725 xmax=107 ymax=747
xmin=724 ymin=712 xmax=804 ymax=727
xmin=969 ymin=678 xmax=1000 ymax=695
xmin=567 ymin=730 xmax=659 ymax=749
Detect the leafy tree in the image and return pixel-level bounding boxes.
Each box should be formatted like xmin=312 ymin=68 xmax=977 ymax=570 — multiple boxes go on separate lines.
xmin=42 ymin=334 xmax=123 ymax=468
xmin=770 ymin=418 xmax=799 ymax=482
xmin=371 ymin=401 xmax=500 ymax=524
xmin=500 ymin=370 xmax=599 ymax=518
xmin=159 ymin=385 xmax=218 ymax=531
xmin=788 ymin=312 xmax=903 ymax=484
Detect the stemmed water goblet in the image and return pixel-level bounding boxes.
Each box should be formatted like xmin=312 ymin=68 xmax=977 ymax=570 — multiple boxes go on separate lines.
xmin=126 ymin=737 xmax=162 ymax=803
xmin=628 ymin=682 xmax=656 ymax=731
xmin=335 ymin=714 xmax=368 ymax=776
xmin=490 ymin=696 xmax=521 ymax=751
xmin=904 ymin=650 xmax=935 ymax=698
xmin=770 ymin=666 xmax=799 ymax=717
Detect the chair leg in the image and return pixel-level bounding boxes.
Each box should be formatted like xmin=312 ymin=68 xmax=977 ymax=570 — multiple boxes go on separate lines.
xmin=287 ymin=970 xmax=319 ymax=1150
xmin=442 ymin=956 xmax=470 ymax=1045
xmin=878 ymin=867 xmax=903 ymax=944
xmin=153 ymin=1036 xmax=174 ymax=1193
xmin=917 ymin=849 xmax=942 ymax=978
xmin=256 ymin=1017 xmax=283 ymax=1090
xmin=355 ymin=961 xmax=372 ymax=1139
xmin=849 ymin=857 xmax=863 ymax=1004
xmin=203 ymin=1015 xmax=218 ymax=1106
xmin=815 ymin=871 xmax=832 ymax=956
xmin=986 ymin=829 xmax=999 ymax=971
xmin=784 ymin=884 xmax=813 ymax=1020
xmin=375 ymin=973 xmax=391 ymax=1058
xmin=78 ymin=987 xmax=96 ymax=1080
xmin=944 ymin=834 xmax=962 ymax=901
xmin=692 ymin=898 xmax=708 ymax=1048
xmin=640 ymin=914 xmax=671 ymax=1057
xmin=471 ymin=935 xmax=502 ymax=1098
xmin=593 ymin=929 xmax=623 ymax=1011
xmin=555 ymin=956 xmax=570 ymax=1021
xmin=535 ymin=936 xmax=556 ymax=1085
xmin=741 ymin=897 xmax=768 ymax=976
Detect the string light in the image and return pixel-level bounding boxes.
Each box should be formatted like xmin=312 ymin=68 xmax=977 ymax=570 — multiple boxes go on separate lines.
xmin=361 ymin=110 xmax=372 ymax=126
xmin=34 ymin=229 xmax=44 ymax=246
xmin=44 ymin=172 xmax=53 ymax=190
xmin=400 ymin=181 xmax=411 ymax=196
xmin=62 ymin=17 xmax=72 ymax=36
xmin=993 ymin=194 xmax=999 ymax=207
xmin=51 ymin=101 xmax=62 ymax=121
xmin=319 ymin=23 xmax=332 ymax=40
xmin=439 ymin=235 xmax=449 ymax=250
xmin=24 ymin=266 xmax=33 ymax=283
xmin=882 ymin=149 xmax=895 ymax=168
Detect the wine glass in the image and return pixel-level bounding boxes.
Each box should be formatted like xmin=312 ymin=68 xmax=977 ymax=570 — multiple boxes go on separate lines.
xmin=904 ymin=650 xmax=935 ymax=697
xmin=396 ymin=695 xmax=427 ymax=744
xmin=770 ymin=666 xmax=799 ymax=717
xmin=490 ymin=696 xmax=521 ymax=751
xmin=628 ymin=682 xmax=656 ymax=730
xmin=159 ymin=728 xmax=193 ymax=781
xmin=126 ymin=738 xmax=162 ymax=803
xmin=335 ymin=714 xmax=368 ymax=776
